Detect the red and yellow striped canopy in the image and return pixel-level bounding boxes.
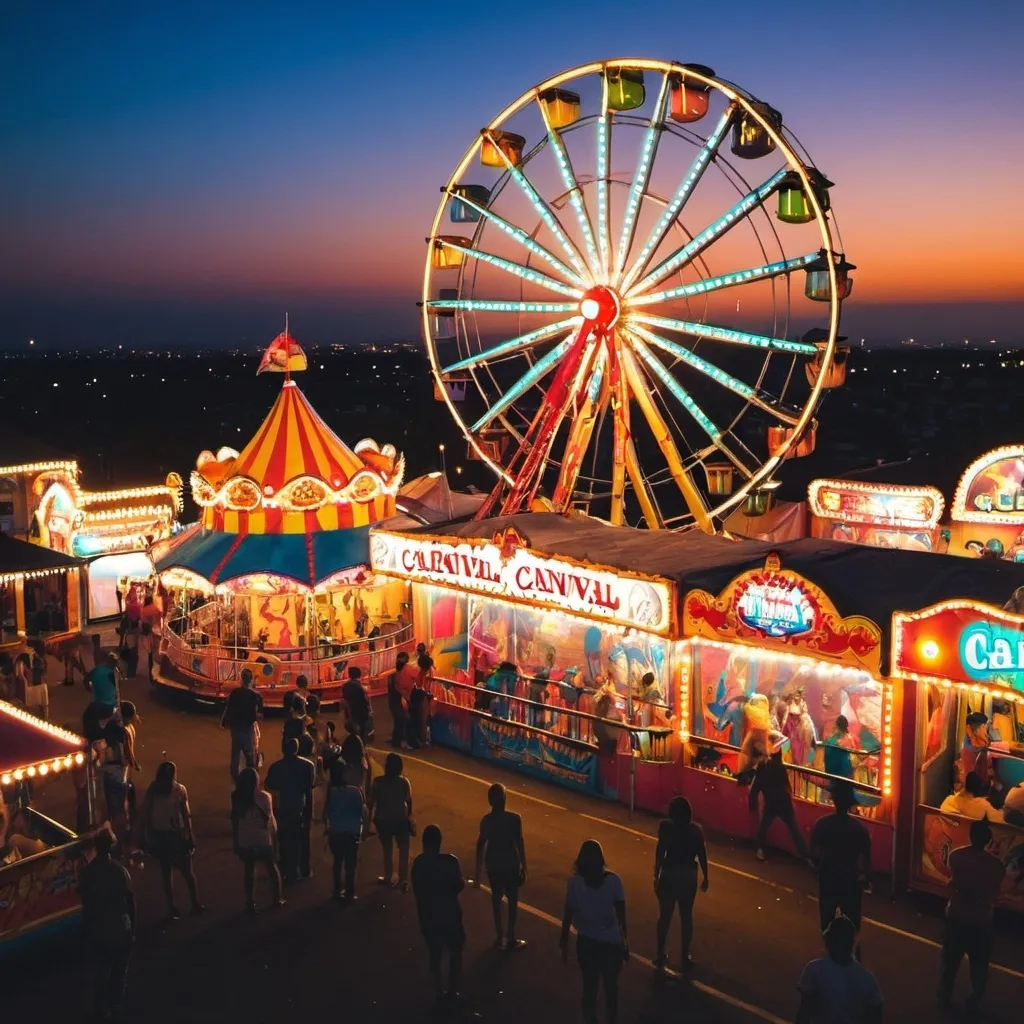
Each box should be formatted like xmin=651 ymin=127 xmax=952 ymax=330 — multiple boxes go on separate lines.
xmin=233 ymin=381 xmax=364 ymax=492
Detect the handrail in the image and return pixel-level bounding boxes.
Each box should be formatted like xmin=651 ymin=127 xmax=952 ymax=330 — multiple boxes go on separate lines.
xmin=687 ymin=732 xmax=882 ymax=795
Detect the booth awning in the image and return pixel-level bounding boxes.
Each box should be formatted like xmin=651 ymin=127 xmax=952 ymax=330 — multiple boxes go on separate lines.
xmin=0 ymin=702 xmax=86 ymax=781
xmin=0 ymin=534 xmax=83 ymax=578
xmin=154 ymin=524 xmax=373 ymax=588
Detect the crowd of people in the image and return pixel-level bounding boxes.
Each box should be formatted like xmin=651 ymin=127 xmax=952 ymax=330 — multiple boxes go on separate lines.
xmin=10 ymin=639 xmax=1006 ymax=1024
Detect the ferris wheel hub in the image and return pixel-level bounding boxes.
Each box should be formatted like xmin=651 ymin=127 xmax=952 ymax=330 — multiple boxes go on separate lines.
xmin=579 ymin=286 xmax=621 ymax=332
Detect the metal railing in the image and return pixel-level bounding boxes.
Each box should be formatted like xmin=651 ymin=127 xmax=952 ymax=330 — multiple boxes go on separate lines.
xmin=425 ymin=674 xmax=676 ymax=763
xmin=159 ymin=622 xmax=416 ymax=693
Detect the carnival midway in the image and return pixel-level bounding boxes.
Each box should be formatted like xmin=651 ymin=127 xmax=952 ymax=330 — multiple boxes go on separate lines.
xmin=2 ymin=56 xmax=1023 ymax=1024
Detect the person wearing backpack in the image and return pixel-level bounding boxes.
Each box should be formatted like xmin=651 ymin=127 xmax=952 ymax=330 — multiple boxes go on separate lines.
xmin=79 ymin=827 xmax=135 ymax=1022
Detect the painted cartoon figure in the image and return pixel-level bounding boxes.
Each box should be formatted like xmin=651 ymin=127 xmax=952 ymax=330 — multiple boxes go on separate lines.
xmin=962 ymin=710 xmax=993 ymax=779
xmin=736 ymin=694 xmax=786 ymax=777
xmin=782 ymin=690 xmax=818 ymax=767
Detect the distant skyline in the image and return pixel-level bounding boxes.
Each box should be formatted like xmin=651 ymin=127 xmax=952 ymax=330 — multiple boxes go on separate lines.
xmin=2 ymin=1 xmax=1023 ymax=347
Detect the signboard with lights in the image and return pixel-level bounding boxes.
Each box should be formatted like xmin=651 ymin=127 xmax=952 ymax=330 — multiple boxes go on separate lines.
xmin=808 ymin=478 xmax=945 ymax=530
xmin=683 ymin=552 xmax=883 ymax=672
xmin=893 ymin=599 xmax=1024 ymax=694
xmin=370 ymin=527 xmax=673 ymax=635
xmin=951 ymin=446 xmax=1024 ymax=526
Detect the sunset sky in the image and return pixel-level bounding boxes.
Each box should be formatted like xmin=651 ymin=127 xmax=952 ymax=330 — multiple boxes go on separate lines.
xmin=2 ymin=1 xmax=1022 ymax=347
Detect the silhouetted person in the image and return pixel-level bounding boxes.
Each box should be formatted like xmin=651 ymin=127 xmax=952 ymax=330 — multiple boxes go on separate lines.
xmin=79 ymin=827 xmax=135 ymax=1024
xmin=221 ymin=667 xmax=263 ymax=781
xmin=654 ymin=795 xmax=708 ymax=973
xmin=265 ymin=737 xmax=315 ymax=884
xmin=797 ymin=915 xmax=882 ymax=1024
xmin=750 ymin=750 xmax=810 ymax=863
xmin=474 ymin=782 xmax=527 ymax=950
xmin=939 ymin=818 xmax=1005 ymax=1012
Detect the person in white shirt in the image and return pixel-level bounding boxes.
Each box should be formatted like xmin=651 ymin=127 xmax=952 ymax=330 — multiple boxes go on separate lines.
xmin=940 ymin=772 xmax=1003 ymax=823
xmin=797 ymin=915 xmax=883 ymax=1024
xmin=560 ymin=840 xmax=628 ymax=1024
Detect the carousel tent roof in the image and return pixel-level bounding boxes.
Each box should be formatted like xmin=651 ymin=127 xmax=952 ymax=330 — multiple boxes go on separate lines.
xmin=154 ymin=523 xmax=373 ymax=587
xmin=231 ymin=381 xmax=366 ymax=494
xmin=0 ymin=702 xmax=86 ymax=778
xmin=0 ymin=534 xmax=83 ymax=575
xmin=395 ymin=513 xmax=1024 ymax=671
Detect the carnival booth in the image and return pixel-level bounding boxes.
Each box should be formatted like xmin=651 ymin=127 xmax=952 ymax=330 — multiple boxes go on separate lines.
xmin=0 ymin=703 xmax=91 ymax=954
xmin=370 ymin=514 xmax=681 ymax=807
xmin=944 ymin=446 xmax=1024 ymax=563
xmin=680 ymin=552 xmax=896 ymax=873
xmin=0 ymin=534 xmax=83 ymax=650
xmin=152 ymin=332 xmax=413 ymax=706
xmin=893 ymin=600 xmax=1024 ymax=911
xmin=0 ymin=455 xmax=182 ymax=621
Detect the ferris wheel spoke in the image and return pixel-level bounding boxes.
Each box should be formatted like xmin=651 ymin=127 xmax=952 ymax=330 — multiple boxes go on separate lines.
xmin=619 ymin=344 xmax=712 ymax=532
xmin=482 ymin=131 xmax=589 ymax=281
xmin=469 ymin=334 xmax=576 ymax=433
xmin=426 ymin=299 xmax=577 ymax=315
xmin=628 ymin=167 xmax=790 ymax=297
xmin=627 ymin=312 xmax=818 ymax=355
xmin=625 ymin=322 xmax=801 ymax=426
xmin=595 ymin=73 xmax=612 ymax=282
xmin=436 ymin=239 xmax=584 ymax=298
xmin=607 ymin=343 xmax=630 ymax=525
xmin=441 ymin=318 xmax=578 ymax=374
xmin=618 ymin=105 xmax=736 ymax=294
xmin=624 ymin=438 xmax=663 ymax=529
xmin=538 ymin=103 xmax=601 ymax=275
xmin=442 ymin=189 xmax=587 ymax=288
xmin=630 ymin=252 xmax=820 ymax=308
xmin=613 ymin=73 xmax=670 ymax=285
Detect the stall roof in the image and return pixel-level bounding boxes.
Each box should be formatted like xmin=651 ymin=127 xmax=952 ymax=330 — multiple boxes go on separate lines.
xmin=0 ymin=702 xmax=86 ymax=779
xmin=0 ymin=428 xmax=78 ymax=470
xmin=0 ymin=534 xmax=83 ymax=576
xmin=390 ymin=513 xmax=1024 ymax=669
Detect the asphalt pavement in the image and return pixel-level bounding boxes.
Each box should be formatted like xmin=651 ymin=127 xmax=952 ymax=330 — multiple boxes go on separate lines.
xmin=6 ymin=662 xmax=1024 ymax=1023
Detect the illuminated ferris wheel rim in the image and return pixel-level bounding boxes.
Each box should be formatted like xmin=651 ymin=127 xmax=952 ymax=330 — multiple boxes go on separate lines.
xmin=422 ymin=57 xmax=845 ymax=530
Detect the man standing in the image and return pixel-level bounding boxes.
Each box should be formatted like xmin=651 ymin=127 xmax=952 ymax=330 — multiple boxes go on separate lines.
xmin=387 ymin=651 xmax=411 ymax=748
xmin=221 ymin=668 xmax=263 ymax=782
xmin=412 ymin=825 xmax=467 ymax=1007
xmin=79 ymin=827 xmax=136 ymax=1024
xmin=796 ymin=915 xmax=883 ymax=1024
xmin=938 ymin=819 xmax=1005 ymax=1013
xmin=474 ymin=783 xmax=528 ymax=950
xmin=810 ymin=781 xmax=871 ymax=940
xmin=749 ymin=750 xmax=810 ymax=863
xmin=265 ymin=737 xmax=315 ymax=884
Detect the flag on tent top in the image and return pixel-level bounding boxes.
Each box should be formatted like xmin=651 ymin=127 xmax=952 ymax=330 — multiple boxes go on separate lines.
xmin=257 ymin=331 xmax=307 ymax=376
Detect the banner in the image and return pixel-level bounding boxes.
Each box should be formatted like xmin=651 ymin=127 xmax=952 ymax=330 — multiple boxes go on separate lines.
xmin=0 ymin=843 xmax=84 ymax=943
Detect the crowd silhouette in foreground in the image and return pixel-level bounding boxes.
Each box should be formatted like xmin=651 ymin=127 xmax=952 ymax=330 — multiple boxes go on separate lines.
xmin=69 ymin=649 xmax=1007 ymax=1023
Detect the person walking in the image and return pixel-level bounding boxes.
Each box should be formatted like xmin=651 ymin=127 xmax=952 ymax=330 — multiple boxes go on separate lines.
xmin=26 ymin=650 xmax=49 ymax=720
xmin=138 ymin=594 xmax=162 ymax=680
xmin=323 ymin=761 xmax=367 ymax=903
xmin=137 ymin=761 xmax=203 ymax=924
xmin=474 ymin=782 xmax=528 ymax=950
xmin=810 ymin=781 xmax=871 ymax=942
xmin=231 ymin=766 xmax=284 ymax=912
xmin=749 ymin=750 xmax=811 ymax=863
xmin=342 ymin=666 xmax=374 ymax=745
xmin=79 ymin=827 xmax=135 ymax=1024
xmin=796 ymin=915 xmax=883 ymax=1024
xmin=938 ymin=818 xmax=1005 ymax=1013
xmin=387 ymin=650 xmax=411 ymax=748
xmin=560 ymin=840 xmax=628 ymax=1024
xmin=221 ymin=667 xmax=264 ymax=782
xmin=368 ymin=752 xmax=413 ymax=890
xmin=653 ymin=795 xmax=708 ymax=973
xmin=281 ymin=696 xmax=308 ymax=753
xmin=411 ymin=825 xmax=467 ymax=1007
xmin=265 ymin=737 xmax=315 ymax=884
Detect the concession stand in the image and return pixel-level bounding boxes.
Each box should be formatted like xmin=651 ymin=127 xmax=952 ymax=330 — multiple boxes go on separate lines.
xmin=0 ymin=703 xmax=91 ymax=954
xmin=893 ymin=600 xmax=1024 ymax=910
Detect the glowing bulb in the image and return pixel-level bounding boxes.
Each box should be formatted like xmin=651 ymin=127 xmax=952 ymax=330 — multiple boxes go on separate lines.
xmin=74 ymin=753 xmax=85 ymax=764
xmin=921 ymin=640 xmax=939 ymax=659
xmin=27 ymin=766 xmax=36 ymax=777
xmin=580 ymin=297 xmax=600 ymax=321
xmin=1 ymin=774 xmax=10 ymax=786
xmin=38 ymin=764 xmax=48 ymax=776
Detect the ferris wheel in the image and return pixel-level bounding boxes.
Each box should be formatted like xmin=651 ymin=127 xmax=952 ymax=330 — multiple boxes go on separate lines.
xmin=422 ymin=58 xmax=853 ymax=532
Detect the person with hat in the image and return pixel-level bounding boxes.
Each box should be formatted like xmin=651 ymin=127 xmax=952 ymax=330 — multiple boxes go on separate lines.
xmin=796 ymin=915 xmax=883 ymax=1024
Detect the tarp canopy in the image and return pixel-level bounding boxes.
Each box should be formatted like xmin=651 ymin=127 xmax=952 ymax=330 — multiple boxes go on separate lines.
xmin=0 ymin=702 xmax=86 ymax=778
xmin=723 ymin=499 xmax=808 ymax=542
xmin=397 ymin=473 xmax=486 ymax=525
xmin=154 ymin=524 xmax=373 ymax=588
xmin=393 ymin=513 xmax=1024 ymax=671
xmin=0 ymin=534 xmax=83 ymax=576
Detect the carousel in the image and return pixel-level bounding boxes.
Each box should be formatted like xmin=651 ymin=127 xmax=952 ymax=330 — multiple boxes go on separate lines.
xmin=151 ymin=330 xmax=414 ymax=705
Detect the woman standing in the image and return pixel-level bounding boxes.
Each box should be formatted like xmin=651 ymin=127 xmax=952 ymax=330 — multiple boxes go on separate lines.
xmin=230 ymin=767 xmax=284 ymax=912
xmin=560 ymin=840 xmax=628 ymax=1024
xmin=653 ymin=796 xmax=708 ymax=973
xmin=368 ymin=753 xmax=413 ymax=890
xmin=138 ymin=762 xmax=203 ymax=924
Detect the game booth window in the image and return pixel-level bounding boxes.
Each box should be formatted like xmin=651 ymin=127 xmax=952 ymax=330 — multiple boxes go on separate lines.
xmin=893 ymin=600 xmax=1024 ymax=911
